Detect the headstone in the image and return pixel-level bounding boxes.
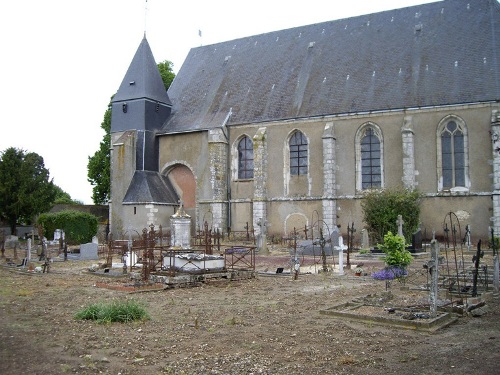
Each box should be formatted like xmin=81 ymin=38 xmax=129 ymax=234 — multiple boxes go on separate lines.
xmin=396 ymin=215 xmax=404 ymax=237
xmin=79 ymin=242 xmax=99 ymax=260
xmin=361 ymin=229 xmax=370 ymax=250
xmin=408 ymin=228 xmax=423 ymax=253
xmin=26 ymin=238 xmax=31 ymax=263
xmin=331 ymin=227 xmax=340 ymax=249
xmin=257 ymin=218 xmax=268 ymax=254
xmin=53 ymin=229 xmax=64 ymax=242
xmin=337 ymin=245 xmax=344 ymax=275
xmin=298 ymin=227 xmax=346 ymax=256
xmin=5 ymin=235 xmax=19 ymax=249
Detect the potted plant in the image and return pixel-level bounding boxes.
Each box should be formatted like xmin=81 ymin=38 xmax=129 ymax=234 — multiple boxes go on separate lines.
xmin=354 ymin=267 xmax=363 ymax=276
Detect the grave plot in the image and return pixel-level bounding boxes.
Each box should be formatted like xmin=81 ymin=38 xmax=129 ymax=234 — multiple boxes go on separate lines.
xmin=320 ymin=292 xmax=458 ymax=332
xmin=93 ymin=208 xmax=257 ymax=291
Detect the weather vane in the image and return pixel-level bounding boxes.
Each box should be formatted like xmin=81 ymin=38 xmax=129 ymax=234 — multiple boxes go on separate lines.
xmin=144 ymin=0 xmax=148 ymax=37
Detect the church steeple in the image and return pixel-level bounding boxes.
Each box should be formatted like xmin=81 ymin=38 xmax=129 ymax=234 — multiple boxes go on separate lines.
xmin=111 ymin=36 xmax=172 ymax=172
xmin=111 ymin=36 xmax=171 ymax=134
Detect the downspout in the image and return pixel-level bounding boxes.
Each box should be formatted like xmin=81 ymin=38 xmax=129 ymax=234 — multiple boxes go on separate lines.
xmin=221 ymin=108 xmax=232 ymax=232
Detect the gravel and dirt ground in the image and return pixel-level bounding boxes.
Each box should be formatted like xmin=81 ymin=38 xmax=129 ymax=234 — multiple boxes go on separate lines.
xmin=1 ymin=245 xmax=499 ymax=375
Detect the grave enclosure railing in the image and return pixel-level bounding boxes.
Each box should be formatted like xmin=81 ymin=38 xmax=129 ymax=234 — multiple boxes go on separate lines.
xmin=103 ymin=224 xmax=255 ymax=280
xmin=227 ymin=223 xmax=255 ymax=244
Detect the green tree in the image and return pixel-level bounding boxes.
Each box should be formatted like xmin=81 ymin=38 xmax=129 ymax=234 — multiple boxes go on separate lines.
xmin=361 ymin=188 xmax=422 ymax=244
xmin=157 ymin=60 xmax=175 ymax=88
xmin=0 ymin=147 xmax=57 ymax=234
xmin=53 ymin=184 xmax=82 ymax=205
xmin=87 ymin=100 xmax=111 ymax=204
xmin=87 ymin=60 xmax=175 ymax=205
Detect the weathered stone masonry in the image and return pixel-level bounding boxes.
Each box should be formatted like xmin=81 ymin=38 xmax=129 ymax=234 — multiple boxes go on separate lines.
xmin=322 ymin=122 xmax=337 ymax=233
xmin=491 ymin=110 xmax=500 ymax=234
xmin=253 ymin=127 xmax=268 ymax=236
xmin=208 ymin=128 xmax=228 ymax=231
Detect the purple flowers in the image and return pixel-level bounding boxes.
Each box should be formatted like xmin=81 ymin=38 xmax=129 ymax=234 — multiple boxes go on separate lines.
xmin=371 ymin=266 xmax=407 ymax=280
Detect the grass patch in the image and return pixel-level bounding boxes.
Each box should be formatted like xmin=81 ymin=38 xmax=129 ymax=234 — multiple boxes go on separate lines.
xmin=75 ymin=299 xmax=149 ymax=324
xmin=337 ymin=355 xmax=357 ymax=366
xmin=17 ymin=289 xmax=33 ymax=297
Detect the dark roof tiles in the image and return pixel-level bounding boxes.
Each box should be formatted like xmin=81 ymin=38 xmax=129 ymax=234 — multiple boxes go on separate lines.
xmin=162 ymin=0 xmax=500 ymax=134
xmin=113 ymin=37 xmax=172 ymax=106
xmin=123 ymin=170 xmax=179 ymax=205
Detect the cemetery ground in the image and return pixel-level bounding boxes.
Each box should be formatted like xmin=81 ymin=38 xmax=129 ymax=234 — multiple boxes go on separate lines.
xmin=1 ymin=246 xmax=499 ymax=375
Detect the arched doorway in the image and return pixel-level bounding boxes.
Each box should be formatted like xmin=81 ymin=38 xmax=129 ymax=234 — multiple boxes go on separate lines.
xmin=165 ymin=164 xmax=196 ymax=225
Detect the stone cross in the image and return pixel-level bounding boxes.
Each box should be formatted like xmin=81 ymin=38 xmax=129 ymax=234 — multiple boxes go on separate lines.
xmin=396 ymin=215 xmax=404 ymax=237
xmin=26 ymin=238 xmax=31 ymax=264
xmin=256 ymin=218 xmax=268 ymax=254
xmin=429 ymin=238 xmax=440 ymax=318
xmin=337 ymin=244 xmax=344 ymax=275
xmin=494 ymin=254 xmax=499 ymax=295
xmin=361 ymin=228 xmax=370 ymax=250
xmin=465 ymin=225 xmax=471 ymax=252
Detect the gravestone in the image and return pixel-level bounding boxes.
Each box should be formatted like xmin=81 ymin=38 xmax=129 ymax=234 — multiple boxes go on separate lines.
xmin=361 ymin=229 xmax=370 ymax=250
xmin=26 ymin=238 xmax=31 ymax=263
xmin=298 ymin=227 xmax=346 ymax=256
xmin=408 ymin=228 xmax=423 ymax=253
xmin=396 ymin=215 xmax=404 ymax=237
xmin=54 ymin=229 xmax=63 ymax=241
xmin=79 ymin=242 xmax=99 ymax=260
xmin=5 ymin=235 xmax=19 ymax=249
xmin=331 ymin=226 xmax=340 ymax=250
xmin=256 ymin=218 xmax=268 ymax=254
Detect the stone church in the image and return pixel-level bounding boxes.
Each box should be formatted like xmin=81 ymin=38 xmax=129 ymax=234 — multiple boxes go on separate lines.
xmin=110 ymin=0 xmax=500 ymax=244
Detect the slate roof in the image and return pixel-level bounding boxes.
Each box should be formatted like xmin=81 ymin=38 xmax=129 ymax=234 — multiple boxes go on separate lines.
xmin=113 ymin=36 xmax=172 ymax=106
xmin=123 ymin=170 xmax=179 ymax=205
xmin=161 ymin=0 xmax=500 ymax=134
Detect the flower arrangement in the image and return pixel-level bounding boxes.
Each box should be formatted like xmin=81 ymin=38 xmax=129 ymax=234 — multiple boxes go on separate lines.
xmin=371 ymin=266 xmax=407 ymax=280
xmin=372 ymin=232 xmax=413 ymax=289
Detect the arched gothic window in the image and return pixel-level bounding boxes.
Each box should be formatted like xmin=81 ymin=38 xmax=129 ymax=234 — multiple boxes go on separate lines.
xmin=356 ymin=124 xmax=384 ymax=191
xmin=238 ymin=136 xmax=254 ymax=179
xmin=290 ymin=131 xmax=308 ymax=175
xmin=437 ymin=116 xmax=469 ymax=191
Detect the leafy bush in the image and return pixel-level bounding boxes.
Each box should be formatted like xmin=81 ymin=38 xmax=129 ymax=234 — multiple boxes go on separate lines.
xmin=377 ymin=231 xmax=413 ymax=268
xmin=361 ymin=188 xmax=422 ymax=244
xmin=75 ymin=300 xmax=149 ymax=324
xmin=37 ymin=210 xmax=98 ymax=244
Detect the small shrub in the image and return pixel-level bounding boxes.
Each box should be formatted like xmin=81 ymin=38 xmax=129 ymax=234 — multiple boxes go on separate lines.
xmin=38 ymin=210 xmax=98 ymax=245
xmin=361 ymin=188 xmax=422 ymax=243
xmin=377 ymin=231 xmax=413 ymax=268
xmin=75 ymin=300 xmax=149 ymax=324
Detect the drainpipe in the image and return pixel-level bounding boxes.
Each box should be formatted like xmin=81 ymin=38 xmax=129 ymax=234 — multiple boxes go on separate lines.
xmin=221 ymin=108 xmax=232 ymax=233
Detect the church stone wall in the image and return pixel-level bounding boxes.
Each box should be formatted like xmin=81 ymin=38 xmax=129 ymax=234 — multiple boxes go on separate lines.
xmin=110 ymin=130 xmax=136 ymax=236
xmin=223 ymin=102 xmax=497 ymax=242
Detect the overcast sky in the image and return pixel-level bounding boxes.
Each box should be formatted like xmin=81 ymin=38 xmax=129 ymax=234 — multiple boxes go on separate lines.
xmin=0 ymin=0 xmax=438 ymax=204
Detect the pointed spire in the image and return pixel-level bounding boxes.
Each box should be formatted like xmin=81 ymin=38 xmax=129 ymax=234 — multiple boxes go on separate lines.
xmin=112 ymin=36 xmax=171 ymax=106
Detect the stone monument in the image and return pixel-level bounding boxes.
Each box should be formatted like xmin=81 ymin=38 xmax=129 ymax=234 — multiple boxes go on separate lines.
xmin=170 ymin=201 xmax=191 ymax=250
